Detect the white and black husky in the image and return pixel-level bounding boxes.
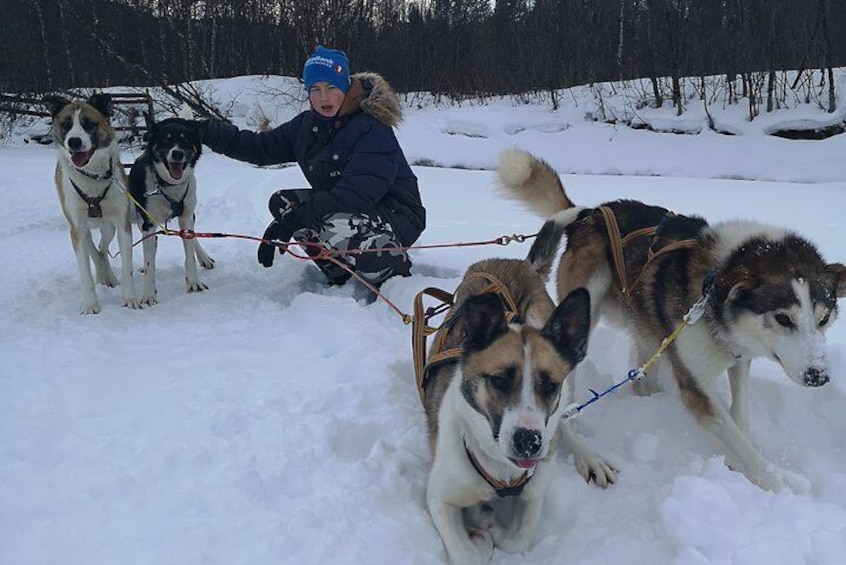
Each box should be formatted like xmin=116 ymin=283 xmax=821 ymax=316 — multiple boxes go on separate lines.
xmin=47 ymin=94 xmax=140 ymax=314
xmin=496 ymin=148 xmax=846 ymax=491
xmin=129 ymin=115 xmax=213 ymax=305
xmin=423 ymin=224 xmax=616 ymax=564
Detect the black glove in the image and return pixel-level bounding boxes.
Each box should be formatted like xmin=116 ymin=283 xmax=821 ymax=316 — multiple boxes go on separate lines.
xmin=257 ymin=212 xmax=301 ymax=268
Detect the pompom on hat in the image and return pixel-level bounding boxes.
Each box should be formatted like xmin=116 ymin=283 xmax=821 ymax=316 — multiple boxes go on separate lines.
xmin=303 ymin=45 xmax=351 ymax=93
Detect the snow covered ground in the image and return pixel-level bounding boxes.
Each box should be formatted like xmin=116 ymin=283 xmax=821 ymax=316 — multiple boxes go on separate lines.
xmin=2 ymin=76 xmax=846 ymax=564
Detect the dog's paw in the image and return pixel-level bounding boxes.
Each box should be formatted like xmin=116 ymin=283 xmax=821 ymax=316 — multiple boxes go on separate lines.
xmin=575 ymin=453 xmax=618 ymax=488
xmin=726 ymin=459 xmax=785 ymax=492
xmin=199 ymin=256 xmax=215 ymax=270
xmin=467 ymin=528 xmax=494 ymax=559
xmin=747 ymin=468 xmax=784 ymax=492
xmin=80 ymin=301 xmax=101 ymax=315
xmin=456 ymin=504 xmax=495 ymax=562
xmin=141 ymin=295 xmax=158 ymax=307
xmin=97 ymin=272 xmax=120 ymax=288
xmin=123 ymin=298 xmax=143 ymax=310
xmin=186 ymin=280 xmax=209 ymax=293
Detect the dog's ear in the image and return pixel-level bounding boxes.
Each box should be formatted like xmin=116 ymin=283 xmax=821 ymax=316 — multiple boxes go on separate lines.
xmin=713 ymin=265 xmax=758 ymax=304
xmin=827 ymin=263 xmax=846 ymax=298
xmin=87 ymin=93 xmax=113 ymax=119
xmin=43 ymin=95 xmax=71 ymax=118
xmin=543 ymin=287 xmax=591 ymax=365
xmin=462 ymin=293 xmax=508 ymax=352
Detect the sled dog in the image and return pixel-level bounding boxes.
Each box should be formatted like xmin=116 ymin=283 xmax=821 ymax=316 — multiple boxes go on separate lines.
xmin=47 ymin=94 xmax=139 ymax=314
xmin=129 ymin=115 xmax=213 ymax=305
xmin=423 ymin=225 xmax=616 ymax=564
xmin=496 ymin=148 xmax=846 ymax=491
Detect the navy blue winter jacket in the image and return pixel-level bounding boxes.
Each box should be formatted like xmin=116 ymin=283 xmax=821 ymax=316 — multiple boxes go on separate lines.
xmin=202 ymin=73 xmax=425 ymax=247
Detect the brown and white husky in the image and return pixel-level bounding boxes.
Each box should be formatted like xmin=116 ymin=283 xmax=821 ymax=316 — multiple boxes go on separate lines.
xmin=423 ymin=223 xmax=616 ymax=564
xmin=496 ymin=148 xmax=846 ymax=491
xmin=47 ymin=94 xmax=139 ymax=314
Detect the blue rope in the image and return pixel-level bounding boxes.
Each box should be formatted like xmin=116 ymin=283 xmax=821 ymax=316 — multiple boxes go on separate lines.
xmin=563 ymin=368 xmax=644 ymax=420
xmin=577 ymin=368 xmax=643 ymax=411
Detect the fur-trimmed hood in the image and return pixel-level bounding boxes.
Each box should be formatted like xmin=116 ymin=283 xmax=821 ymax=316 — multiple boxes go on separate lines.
xmin=338 ymin=72 xmax=403 ymax=127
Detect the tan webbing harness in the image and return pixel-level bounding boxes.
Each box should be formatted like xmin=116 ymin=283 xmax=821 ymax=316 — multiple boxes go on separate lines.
xmin=597 ymin=206 xmax=699 ymax=302
xmin=411 ymin=271 xmax=521 ymax=405
xmin=463 ymin=438 xmax=531 ymax=497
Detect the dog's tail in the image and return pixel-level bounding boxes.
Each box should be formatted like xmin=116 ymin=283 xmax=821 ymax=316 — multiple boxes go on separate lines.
xmin=497 ymin=149 xmax=586 ymax=279
xmin=496 ymin=148 xmax=577 ymax=217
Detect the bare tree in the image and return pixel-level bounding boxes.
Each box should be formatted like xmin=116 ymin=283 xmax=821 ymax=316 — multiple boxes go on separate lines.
xmin=1 ymin=0 xmax=846 ymax=115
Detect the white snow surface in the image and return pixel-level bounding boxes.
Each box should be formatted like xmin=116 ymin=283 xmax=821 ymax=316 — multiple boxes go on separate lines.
xmin=2 ymin=75 xmax=846 ymax=565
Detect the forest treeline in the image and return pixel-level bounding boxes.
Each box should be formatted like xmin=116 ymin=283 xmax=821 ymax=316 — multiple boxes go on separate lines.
xmin=2 ymin=0 xmax=845 ymax=107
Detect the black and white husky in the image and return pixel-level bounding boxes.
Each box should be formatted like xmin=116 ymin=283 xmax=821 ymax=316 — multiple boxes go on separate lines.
xmin=496 ymin=148 xmax=846 ymax=491
xmin=423 ymin=224 xmax=616 ymax=564
xmin=129 ymin=115 xmax=213 ymax=305
xmin=47 ymin=94 xmax=140 ymax=314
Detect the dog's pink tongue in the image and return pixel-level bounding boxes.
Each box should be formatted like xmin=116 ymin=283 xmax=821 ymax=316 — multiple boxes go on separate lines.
xmin=71 ymin=149 xmax=93 ymax=167
xmin=515 ymin=459 xmax=538 ymax=469
xmin=168 ymin=161 xmax=184 ymax=180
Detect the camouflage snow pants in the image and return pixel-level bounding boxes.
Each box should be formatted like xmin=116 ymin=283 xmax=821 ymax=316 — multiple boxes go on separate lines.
xmin=268 ymin=189 xmax=412 ymax=287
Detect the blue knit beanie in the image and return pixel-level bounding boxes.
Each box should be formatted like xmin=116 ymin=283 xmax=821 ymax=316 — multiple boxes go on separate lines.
xmin=303 ymin=46 xmax=351 ymax=93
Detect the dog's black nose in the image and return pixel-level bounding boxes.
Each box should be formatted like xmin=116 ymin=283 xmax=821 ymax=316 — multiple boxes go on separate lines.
xmin=512 ymin=428 xmax=542 ymax=458
xmin=803 ymin=367 xmax=830 ymax=387
xmin=68 ymin=137 xmax=82 ymax=150
xmin=170 ymin=149 xmax=184 ymax=161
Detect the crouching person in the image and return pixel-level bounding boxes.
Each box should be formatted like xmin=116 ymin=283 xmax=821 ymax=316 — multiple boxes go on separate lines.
xmin=200 ymin=45 xmax=426 ymax=294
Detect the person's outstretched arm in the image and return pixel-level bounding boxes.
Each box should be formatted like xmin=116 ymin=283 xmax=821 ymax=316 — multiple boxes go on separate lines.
xmin=201 ymin=116 xmax=301 ymax=167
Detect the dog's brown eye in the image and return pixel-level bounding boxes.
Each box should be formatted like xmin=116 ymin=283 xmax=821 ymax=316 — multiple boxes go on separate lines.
xmin=536 ymin=372 xmax=559 ymax=397
xmin=775 ymin=314 xmax=795 ymax=329
xmin=61 ymin=118 xmax=72 ymax=130
xmin=82 ymin=119 xmax=95 ymax=132
xmin=819 ymin=313 xmax=830 ymax=327
xmin=485 ymin=373 xmax=512 ymax=393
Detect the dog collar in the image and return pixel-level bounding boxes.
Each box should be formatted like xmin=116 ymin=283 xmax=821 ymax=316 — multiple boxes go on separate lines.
xmin=70 ymin=178 xmax=111 ymax=218
xmin=463 ymin=439 xmax=532 ymax=498
xmin=74 ymin=158 xmax=113 ymax=182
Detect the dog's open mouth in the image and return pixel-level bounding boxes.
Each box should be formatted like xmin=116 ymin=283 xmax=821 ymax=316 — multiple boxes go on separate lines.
xmin=510 ymin=457 xmax=539 ymax=469
xmin=70 ymin=148 xmax=94 ymax=167
xmin=167 ymin=160 xmax=185 ymax=180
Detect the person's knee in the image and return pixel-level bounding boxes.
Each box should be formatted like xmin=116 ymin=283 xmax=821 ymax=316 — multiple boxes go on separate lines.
xmin=356 ymin=254 xmax=412 ymax=286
